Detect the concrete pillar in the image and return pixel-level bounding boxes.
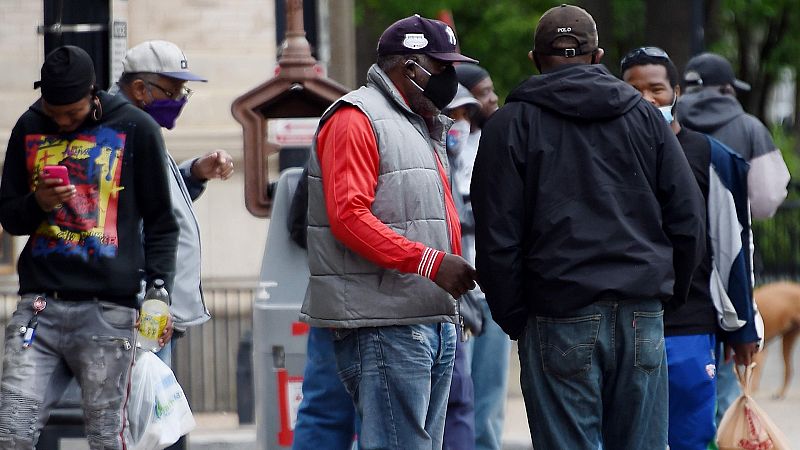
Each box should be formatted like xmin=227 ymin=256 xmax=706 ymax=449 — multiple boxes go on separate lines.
xmin=326 ymin=0 xmax=356 ymax=89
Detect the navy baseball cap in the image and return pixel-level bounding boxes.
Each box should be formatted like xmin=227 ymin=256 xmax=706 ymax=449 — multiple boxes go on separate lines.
xmin=377 ymin=15 xmax=478 ymax=64
xmin=683 ymin=52 xmax=750 ymax=91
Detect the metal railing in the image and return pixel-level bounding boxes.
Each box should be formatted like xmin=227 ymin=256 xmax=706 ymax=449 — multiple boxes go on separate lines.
xmin=173 ymin=285 xmax=254 ymax=413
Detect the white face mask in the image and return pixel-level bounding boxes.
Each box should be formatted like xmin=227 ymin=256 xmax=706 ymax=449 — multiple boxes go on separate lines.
xmin=658 ymin=93 xmax=678 ymax=124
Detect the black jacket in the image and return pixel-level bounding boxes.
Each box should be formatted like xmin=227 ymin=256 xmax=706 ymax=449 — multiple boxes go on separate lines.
xmin=667 ymin=127 xmax=716 ymax=336
xmin=471 ymin=64 xmax=705 ymax=339
xmin=0 ymin=91 xmax=178 ymax=308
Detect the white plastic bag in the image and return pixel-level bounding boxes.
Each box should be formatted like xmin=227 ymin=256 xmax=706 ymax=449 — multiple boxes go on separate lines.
xmin=127 ymin=349 xmax=196 ymax=450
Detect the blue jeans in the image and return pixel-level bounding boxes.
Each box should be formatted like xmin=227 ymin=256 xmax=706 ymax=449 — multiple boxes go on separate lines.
xmin=518 ymin=300 xmax=667 ymax=449
xmin=465 ymin=299 xmax=511 ymax=450
xmin=155 ymin=338 xmax=173 ymax=366
xmin=666 ymin=334 xmax=717 ymax=450
xmin=293 ymin=327 xmax=358 ymax=450
xmin=333 ymin=323 xmax=456 ymax=450
xmin=444 ymin=332 xmax=475 ymax=450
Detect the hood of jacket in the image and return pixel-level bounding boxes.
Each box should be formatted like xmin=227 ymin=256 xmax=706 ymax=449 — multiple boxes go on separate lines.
xmin=676 ymin=88 xmax=745 ymax=133
xmin=506 ymin=64 xmax=641 ymax=120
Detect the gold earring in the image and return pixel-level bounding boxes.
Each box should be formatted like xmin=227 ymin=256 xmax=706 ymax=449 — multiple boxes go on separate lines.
xmin=92 ymin=100 xmax=102 ymax=121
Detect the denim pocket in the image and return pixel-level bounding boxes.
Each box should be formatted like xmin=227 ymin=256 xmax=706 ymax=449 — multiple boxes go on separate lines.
xmin=537 ymin=314 xmax=601 ymax=379
xmin=332 ymin=329 xmax=361 ymax=398
xmin=97 ymin=302 xmax=136 ymax=329
xmin=634 ymin=310 xmax=665 ymax=374
xmin=331 ymin=328 xmax=354 ymax=342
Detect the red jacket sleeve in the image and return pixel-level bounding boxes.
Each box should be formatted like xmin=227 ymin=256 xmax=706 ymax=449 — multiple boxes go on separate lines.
xmin=316 ymin=105 xmax=448 ymax=279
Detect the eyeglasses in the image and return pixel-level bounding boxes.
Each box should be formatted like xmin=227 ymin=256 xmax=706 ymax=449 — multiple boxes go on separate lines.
xmin=146 ymin=81 xmax=193 ymax=101
xmin=620 ymin=47 xmax=671 ymax=69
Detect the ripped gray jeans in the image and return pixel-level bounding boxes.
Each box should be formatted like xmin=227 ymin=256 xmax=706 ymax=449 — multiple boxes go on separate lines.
xmin=0 ymin=295 xmax=136 ymax=450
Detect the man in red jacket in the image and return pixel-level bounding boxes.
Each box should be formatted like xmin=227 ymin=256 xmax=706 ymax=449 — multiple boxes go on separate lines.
xmin=301 ymin=15 xmax=478 ymax=449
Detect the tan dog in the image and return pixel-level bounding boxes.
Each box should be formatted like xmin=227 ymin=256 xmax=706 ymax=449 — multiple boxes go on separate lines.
xmin=752 ymin=281 xmax=800 ymax=399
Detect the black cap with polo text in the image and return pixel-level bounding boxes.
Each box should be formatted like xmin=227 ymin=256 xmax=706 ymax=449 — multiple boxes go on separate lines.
xmin=683 ymin=52 xmax=751 ymax=92
xmin=534 ymin=4 xmax=598 ymax=58
xmin=377 ymin=15 xmax=478 ymax=64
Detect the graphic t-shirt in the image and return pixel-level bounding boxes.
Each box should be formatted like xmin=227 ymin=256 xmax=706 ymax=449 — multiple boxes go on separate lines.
xmin=26 ymin=127 xmax=125 ymax=260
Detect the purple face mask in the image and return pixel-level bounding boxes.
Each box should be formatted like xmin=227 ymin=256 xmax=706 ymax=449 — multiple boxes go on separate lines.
xmin=143 ymin=98 xmax=187 ymax=130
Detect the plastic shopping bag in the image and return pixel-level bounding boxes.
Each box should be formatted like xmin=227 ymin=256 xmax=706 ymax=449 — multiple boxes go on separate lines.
xmin=717 ymin=363 xmax=791 ymax=450
xmin=127 ymin=349 xmax=196 ymax=450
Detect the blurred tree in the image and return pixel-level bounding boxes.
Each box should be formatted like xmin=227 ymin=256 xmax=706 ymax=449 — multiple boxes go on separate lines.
xmin=708 ymin=0 xmax=800 ymax=132
xmin=353 ymin=0 xmax=676 ymax=101
xmin=352 ymin=0 xmax=799 ymax=133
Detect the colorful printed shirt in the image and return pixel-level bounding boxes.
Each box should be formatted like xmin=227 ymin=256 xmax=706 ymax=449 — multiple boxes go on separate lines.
xmin=0 ymin=92 xmax=178 ymax=308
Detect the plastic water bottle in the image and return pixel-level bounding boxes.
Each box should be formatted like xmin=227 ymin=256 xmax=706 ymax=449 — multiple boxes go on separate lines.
xmin=138 ymin=279 xmax=170 ymax=352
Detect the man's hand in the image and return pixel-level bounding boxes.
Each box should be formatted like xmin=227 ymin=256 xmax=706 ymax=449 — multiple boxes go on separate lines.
xmin=135 ymin=313 xmax=174 ymax=348
xmin=34 ymin=177 xmax=76 ymax=212
xmin=725 ymin=341 xmax=758 ymax=366
xmin=159 ymin=314 xmax=174 ymax=348
xmin=434 ymin=253 xmax=477 ymax=298
xmin=190 ymin=150 xmax=234 ymax=181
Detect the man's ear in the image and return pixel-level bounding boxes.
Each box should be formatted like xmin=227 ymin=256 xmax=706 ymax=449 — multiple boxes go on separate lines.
xmin=674 ymin=84 xmax=682 ymax=98
xmin=404 ymin=59 xmax=417 ymax=79
xmin=591 ymin=48 xmax=605 ymax=65
xmin=529 ymin=50 xmax=542 ymax=73
xmin=131 ymin=79 xmax=149 ymax=105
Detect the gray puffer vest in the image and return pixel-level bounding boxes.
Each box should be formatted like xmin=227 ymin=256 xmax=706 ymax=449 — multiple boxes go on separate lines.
xmin=300 ymin=65 xmax=457 ymax=328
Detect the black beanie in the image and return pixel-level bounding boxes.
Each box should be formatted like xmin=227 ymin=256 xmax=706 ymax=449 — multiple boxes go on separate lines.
xmin=34 ymin=46 xmax=96 ymax=105
xmin=455 ymin=64 xmax=489 ymax=90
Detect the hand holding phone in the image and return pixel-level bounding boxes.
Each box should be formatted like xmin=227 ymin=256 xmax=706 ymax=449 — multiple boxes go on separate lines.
xmin=36 ymin=165 xmax=75 ymax=212
xmin=41 ymin=165 xmax=70 ymax=186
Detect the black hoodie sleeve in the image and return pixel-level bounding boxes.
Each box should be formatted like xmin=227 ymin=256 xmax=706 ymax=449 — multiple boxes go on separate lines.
xmin=133 ymin=120 xmax=179 ymax=292
xmin=471 ymin=107 xmax=529 ymax=340
xmin=655 ymin=119 xmax=706 ymax=308
xmin=0 ymin=119 xmax=47 ymax=235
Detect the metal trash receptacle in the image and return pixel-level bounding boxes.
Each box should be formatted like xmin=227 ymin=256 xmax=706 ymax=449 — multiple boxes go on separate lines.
xmin=253 ymin=167 xmax=310 ymax=449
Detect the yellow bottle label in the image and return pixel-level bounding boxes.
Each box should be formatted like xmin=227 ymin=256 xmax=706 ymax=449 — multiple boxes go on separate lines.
xmin=139 ymin=311 xmax=168 ymax=341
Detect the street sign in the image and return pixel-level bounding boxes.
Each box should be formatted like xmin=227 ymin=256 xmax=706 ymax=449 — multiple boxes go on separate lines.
xmin=267 ymin=118 xmax=320 ymax=147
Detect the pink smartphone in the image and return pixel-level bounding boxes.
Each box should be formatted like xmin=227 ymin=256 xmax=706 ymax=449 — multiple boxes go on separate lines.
xmin=41 ymin=165 xmax=70 ymax=186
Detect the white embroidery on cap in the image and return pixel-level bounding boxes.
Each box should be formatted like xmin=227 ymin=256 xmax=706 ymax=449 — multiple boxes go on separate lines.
xmin=181 ymin=60 xmax=188 ymax=69
xmin=445 ymin=26 xmax=457 ymax=45
xmin=403 ymin=33 xmax=429 ymax=50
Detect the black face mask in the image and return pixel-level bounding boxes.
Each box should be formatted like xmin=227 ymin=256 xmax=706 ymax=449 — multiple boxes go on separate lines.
xmin=407 ymin=61 xmax=458 ymax=111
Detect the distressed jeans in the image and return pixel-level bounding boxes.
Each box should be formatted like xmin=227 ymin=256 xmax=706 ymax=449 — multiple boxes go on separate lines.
xmin=333 ymin=323 xmax=456 ymax=450
xmin=518 ymin=299 xmax=668 ymax=449
xmin=0 ymin=295 xmax=136 ymax=450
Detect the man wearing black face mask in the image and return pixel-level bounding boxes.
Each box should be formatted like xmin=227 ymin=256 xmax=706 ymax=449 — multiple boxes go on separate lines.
xmin=471 ymin=5 xmax=705 ymax=449
xmin=0 ymin=45 xmax=177 ymax=449
xmin=300 ymin=14 xmax=479 ymax=449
